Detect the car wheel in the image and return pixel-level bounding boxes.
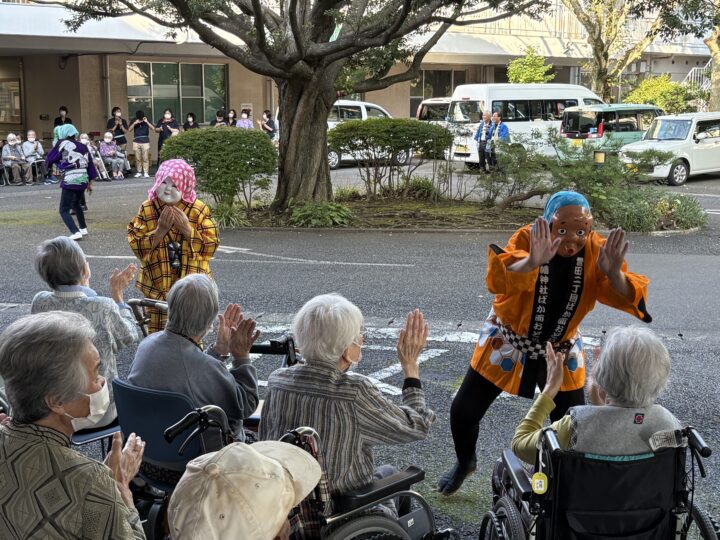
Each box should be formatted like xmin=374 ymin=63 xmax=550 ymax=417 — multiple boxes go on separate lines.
xmin=393 ymin=149 xmax=409 ymax=165
xmin=328 ymin=148 xmax=340 ymax=170
xmin=667 ymin=160 xmax=689 ymax=186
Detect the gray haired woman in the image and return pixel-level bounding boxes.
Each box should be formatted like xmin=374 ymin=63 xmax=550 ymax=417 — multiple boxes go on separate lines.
xmin=31 ymin=236 xmax=142 ymax=428
xmin=259 ymin=294 xmax=436 ymax=514
xmin=0 ymin=311 xmax=145 ymax=539
xmin=512 ymin=326 xmax=680 ymax=463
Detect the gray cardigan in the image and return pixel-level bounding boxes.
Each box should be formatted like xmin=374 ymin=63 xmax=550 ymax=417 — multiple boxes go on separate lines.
xmin=128 ymin=330 xmax=259 ymax=439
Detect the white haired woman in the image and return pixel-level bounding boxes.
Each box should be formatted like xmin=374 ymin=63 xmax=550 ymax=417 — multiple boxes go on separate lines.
xmin=0 ymin=311 xmax=145 ymax=539
xmin=31 ymin=236 xmax=142 ymax=428
xmin=259 ymin=294 xmax=436 ymax=514
xmin=512 ymin=326 xmax=680 ymax=463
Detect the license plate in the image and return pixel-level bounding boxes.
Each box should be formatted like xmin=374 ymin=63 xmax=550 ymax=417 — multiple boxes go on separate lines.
xmin=571 ymin=139 xmax=583 ymax=147
xmin=455 ymin=145 xmax=468 ymax=153
xmin=626 ymin=163 xmax=638 ymax=172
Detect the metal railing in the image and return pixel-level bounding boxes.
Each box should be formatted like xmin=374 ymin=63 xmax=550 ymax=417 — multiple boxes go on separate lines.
xmin=683 ymin=60 xmax=712 ymax=92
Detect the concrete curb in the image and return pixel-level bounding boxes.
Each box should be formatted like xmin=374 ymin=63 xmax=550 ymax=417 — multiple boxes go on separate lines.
xmin=227 ymin=225 xmax=704 ymax=235
xmin=648 ymin=227 xmax=701 ymax=236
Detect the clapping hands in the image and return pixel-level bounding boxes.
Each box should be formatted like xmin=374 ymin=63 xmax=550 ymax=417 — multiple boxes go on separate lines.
xmin=214 ymin=303 xmax=261 ymax=360
xmin=109 ymin=263 xmax=137 ymax=304
xmin=157 ymin=206 xmax=192 ymax=238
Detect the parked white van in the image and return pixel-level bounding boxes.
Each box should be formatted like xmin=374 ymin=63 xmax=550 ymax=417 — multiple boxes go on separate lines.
xmin=416 ymin=97 xmax=452 ymax=127
xmin=619 ymin=112 xmax=720 ymax=186
xmin=447 ymin=83 xmax=603 ymax=165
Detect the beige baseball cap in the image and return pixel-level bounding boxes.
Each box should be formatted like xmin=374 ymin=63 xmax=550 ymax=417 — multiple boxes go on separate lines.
xmin=168 ymin=441 xmax=322 ymax=540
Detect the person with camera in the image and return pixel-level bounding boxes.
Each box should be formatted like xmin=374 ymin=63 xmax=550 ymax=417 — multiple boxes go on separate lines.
xmin=128 ymin=158 xmax=218 ymax=333
xmin=129 ymin=110 xmax=153 ymax=177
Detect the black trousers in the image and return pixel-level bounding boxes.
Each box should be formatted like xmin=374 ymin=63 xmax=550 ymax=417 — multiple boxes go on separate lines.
xmin=449 ymin=367 xmax=585 ymax=466
xmin=478 ymin=141 xmax=488 ymax=171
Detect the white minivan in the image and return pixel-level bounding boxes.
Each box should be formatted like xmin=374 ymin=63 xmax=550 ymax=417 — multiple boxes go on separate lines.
xmin=619 ymin=112 xmax=720 ymax=186
xmin=447 ymin=83 xmax=604 ymax=164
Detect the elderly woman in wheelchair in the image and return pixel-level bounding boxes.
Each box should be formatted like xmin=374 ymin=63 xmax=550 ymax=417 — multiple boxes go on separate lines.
xmin=483 ymin=326 xmax=717 ymax=540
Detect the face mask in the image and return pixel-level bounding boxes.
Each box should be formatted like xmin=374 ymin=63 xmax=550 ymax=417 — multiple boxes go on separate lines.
xmin=115 ymin=111 xmax=122 ymax=117
xmin=80 ymin=138 xmax=89 ymax=145
xmin=187 ymin=118 xmax=193 ymax=123
xmin=164 ymin=113 xmax=172 ymax=120
xmin=228 ymin=113 xmax=235 ymax=118
xmin=28 ymin=137 xmax=36 ymax=142
xmin=103 ymin=138 xmax=113 ymax=143
xmin=157 ymin=180 xmax=182 ymax=204
xmin=216 ymin=118 xmax=223 ymax=123
xmin=241 ymin=113 xmax=248 ymax=119
xmin=263 ymin=115 xmax=268 ymax=120
xmin=65 ymin=380 xmax=110 ymax=431
xmin=8 ymin=139 xmax=17 ymax=145
xmin=60 ymin=111 xmax=66 ymax=117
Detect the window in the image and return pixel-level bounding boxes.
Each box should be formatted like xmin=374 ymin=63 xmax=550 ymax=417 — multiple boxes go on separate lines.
xmin=696 ymin=120 xmax=720 ymax=138
xmin=0 ymin=79 xmax=21 ymax=124
xmin=529 ymin=100 xmax=543 ymax=121
xmin=584 ymin=98 xmax=603 ymax=105
xmin=409 ymin=69 xmax=467 ymax=116
xmin=600 ymin=111 xmax=619 ymax=132
xmin=365 ymin=106 xmax=388 ymax=119
xmin=492 ymin=100 xmax=530 ymax=122
xmin=639 ymin=110 xmax=659 ymax=131
xmin=337 ymin=104 xmax=362 ymax=121
xmin=544 ymin=100 xmax=578 ymax=120
xmin=126 ymin=62 xmax=227 ymax=124
xmin=611 ymin=111 xmax=639 ymax=132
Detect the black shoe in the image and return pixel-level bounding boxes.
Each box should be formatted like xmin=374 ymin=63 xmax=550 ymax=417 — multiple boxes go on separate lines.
xmin=437 ymin=459 xmax=477 ymax=496
xmin=81 ymin=204 xmax=88 ymax=212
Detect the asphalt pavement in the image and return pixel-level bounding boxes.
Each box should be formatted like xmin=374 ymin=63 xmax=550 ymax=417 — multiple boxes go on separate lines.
xmin=0 ymin=170 xmax=718 ymax=537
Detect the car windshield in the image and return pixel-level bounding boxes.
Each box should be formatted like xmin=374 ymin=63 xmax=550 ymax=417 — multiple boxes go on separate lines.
xmin=418 ymin=103 xmax=449 ymax=121
xmin=562 ymin=111 xmax=600 ymax=134
xmin=448 ymin=100 xmax=483 ymax=124
xmin=644 ymin=119 xmax=692 ymax=141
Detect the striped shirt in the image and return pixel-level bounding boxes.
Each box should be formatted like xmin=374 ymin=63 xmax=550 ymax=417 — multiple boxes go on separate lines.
xmin=259 ymin=360 xmax=436 ymax=513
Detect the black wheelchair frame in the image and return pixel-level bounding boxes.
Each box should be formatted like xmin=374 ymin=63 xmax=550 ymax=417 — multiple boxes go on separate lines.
xmin=481 ymin=426 xmax=718 ymax=540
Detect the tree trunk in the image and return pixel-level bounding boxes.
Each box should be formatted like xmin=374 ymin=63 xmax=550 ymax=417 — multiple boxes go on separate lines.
xmin=273 ymin=73 xmax=338 ymax=212
xmin=705 ymin=29 xmax=720 ymax=112
xmin=590 ymin=46 xmax=613 ymax=102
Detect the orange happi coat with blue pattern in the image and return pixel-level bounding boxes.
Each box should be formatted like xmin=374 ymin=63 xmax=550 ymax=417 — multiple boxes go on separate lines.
xmin=470 ymin=225 xmax=651 ymax=396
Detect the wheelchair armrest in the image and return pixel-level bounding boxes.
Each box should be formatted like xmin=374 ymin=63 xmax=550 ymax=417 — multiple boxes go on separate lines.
xmin=502 ymin=450 xmax=532 ymax=501
xmin=244 ymin=413 xmax=261 ymax=430
xmin=333 ymin=466 xmax=425 ymax=515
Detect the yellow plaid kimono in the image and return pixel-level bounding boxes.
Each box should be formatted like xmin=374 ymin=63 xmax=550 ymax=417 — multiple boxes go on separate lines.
xmin=128 ymin=198 xmax=219 ymax=333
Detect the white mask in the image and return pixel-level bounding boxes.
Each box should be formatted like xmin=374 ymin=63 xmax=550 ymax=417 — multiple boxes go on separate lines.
xmin=103 ymin=138 xmax=113 ymax=143
xmin=60 ymin=111 xmax=66 ymax=116
xmin=80 ymin=138 xmax=89 ymax=145
xmin=115 ymin=111 xmax=122 ymax=117
xmin=28 ymin=137 xmax=36 ymax=142
xmin=187 ymin=118 xmax=193 ymax=123
xmin=241 ymin=113 xmax=248 ymax=119
xmin=8 ymin=139 xmax=17 ymax=145
xmin=164 ymin=113 xmax=172 ymax=120
xmin=157 ymin=180 xmax=182 ymax=205
xmin=65 ymin=380 xmax=111 ymax=431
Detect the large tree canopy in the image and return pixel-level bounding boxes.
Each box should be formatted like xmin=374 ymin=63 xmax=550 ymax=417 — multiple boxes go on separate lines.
xmin=37 ymin=0 xmax=549 ymax=210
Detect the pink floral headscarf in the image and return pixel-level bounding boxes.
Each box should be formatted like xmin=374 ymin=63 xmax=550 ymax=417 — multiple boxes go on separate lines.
xmin=148 ymin=159 xmax=197 ymax=204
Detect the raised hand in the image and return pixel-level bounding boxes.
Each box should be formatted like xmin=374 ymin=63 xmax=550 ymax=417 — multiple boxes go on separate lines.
xmin=541 ymin=342 xmax=565 ymax=399
xmin=157 ymin=205 xmax=174 ymax=234
xmin=109 ymin=263 xmax=137 ymax=303
xmin=598 ymin=228 xmax=628 ymax=278
xmin=397 ymin=309 xmax=429 ymax=379
xmin=105 ymin=432 xmax=145 ymax=507
xmin=170 ymin=206 xmax=193 ymax=238
xmin=215 ymin=303 xmax=243 ymax=356
xmin=528 ymin=217 xmax=561 ymax=268
xmin=229 ymin=315 xmax=261 ymax=360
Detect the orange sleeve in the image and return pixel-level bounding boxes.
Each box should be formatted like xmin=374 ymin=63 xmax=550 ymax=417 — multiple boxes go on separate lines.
xmin=486 ymin=226 xmax=539 ymax=296
xmin=186 ymin=203 xmax=219 ymax=261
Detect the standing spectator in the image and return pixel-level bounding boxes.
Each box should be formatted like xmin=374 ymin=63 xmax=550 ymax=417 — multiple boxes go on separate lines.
xmin=22 ymin=130 xmax=47 ymax=181
xmin=53 ymin=105 xmax=73 ymax=127
xmin=107 ymin=106 xmax=129 ymax=151
xmin=2 ymin=133 xmax=32 ymax=185
xmin=227 ymin=108 xmax=238 ymax=127
xmin=210 ymin=109 xmax=228 ymax=127
xmin=45 ymin=124 xmax=98 ymax=241
xmin=257 ymin=110 xmax=276 ymax=139
xmin=236 ymin=109 xmax=253 ymax=129
xmin=473 ymin=111 xmax=492 ymax=174
xmin=183 ymin=112 xmax=200 ymax=131
xmin=129 ymin=110 xmax=152 ymax=178
xmin=154 ymin=108 xmax=180 ymax=162
xmin=487 ymin=112 xmax=509 ymax=170
xmin=100 ymin=131 xmax=126 ymax=180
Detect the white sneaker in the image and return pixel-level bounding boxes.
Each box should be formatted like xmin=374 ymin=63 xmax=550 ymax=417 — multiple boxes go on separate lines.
xmin=79 ymin=228 xmax=89 ymax=236
xmin=134 ymin=172 xmax=142 ymax=178
xmin=143 ymin=173 xmax=150 ymax=178
xmin=69 ymin=232 xmax=83 ymax=241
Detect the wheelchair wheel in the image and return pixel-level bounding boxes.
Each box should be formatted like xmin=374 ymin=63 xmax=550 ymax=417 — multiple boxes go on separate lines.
xmin=481 ymin=496 xmax=525 ymax=539
xmin=684 ymin=503 xmax=719 ymax=540
xmin=325 ymin=515 xmax=411 ymax=540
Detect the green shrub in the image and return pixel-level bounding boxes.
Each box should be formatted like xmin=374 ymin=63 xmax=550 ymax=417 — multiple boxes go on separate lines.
xmin=507 ymin=46 xmax=555 ymax=84
xmin=160 ymin=127 xmax=276 ymax=220
xmin=624 ymin=75 xmax=701 ymax=114
xmin=288 ymin=202 xmax=353 ymax=228
xmin=406 ymin=176 xmax=440 ymax=201
xmin=334 ymin=186 xmax=363 ymax=202
xmin=655 ymin=193 xmax=707 ymax=230
xmin=328 ymin=118 xmax=453 ymax=198
xmin=211 ymin=202 xmax=250 ymax=228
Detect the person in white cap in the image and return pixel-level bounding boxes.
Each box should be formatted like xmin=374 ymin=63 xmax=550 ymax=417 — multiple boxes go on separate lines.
xmin=168 ymin=441 xmax=322 ymax=540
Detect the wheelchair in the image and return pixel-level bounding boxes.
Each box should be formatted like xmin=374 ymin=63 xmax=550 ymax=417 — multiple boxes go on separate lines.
xmin=481 ymin=426 xmax=719 ymax=540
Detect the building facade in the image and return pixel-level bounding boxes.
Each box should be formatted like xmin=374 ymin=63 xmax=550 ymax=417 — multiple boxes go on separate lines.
xmin=0 ymin=0 xmax=711 ymax=157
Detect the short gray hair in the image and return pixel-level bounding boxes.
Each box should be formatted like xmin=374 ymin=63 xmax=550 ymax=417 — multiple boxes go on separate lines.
xmin=292 ymin=294 xmax=363 ymax=365
xmin=35 ymin=236 xmax=86 ymax=289
xmin=0 ymin=311 xmax=94 ymax=423
xmin=593 ymin=326 xmax=670 ymax=407
xmin=166 ymin=274 xmax=219 ymax=337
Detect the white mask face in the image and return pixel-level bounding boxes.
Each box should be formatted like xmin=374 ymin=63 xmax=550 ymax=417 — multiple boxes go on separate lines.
xmin=60 ymin=111 xmax=66 ymax=117
xmin=65 ymin=380 xmax=111 ymax=431
xmin=80 ymin=138 xmax=89 ymax=145
xmin=28 ymin=137 xmax=36 ymax=142
xmin=187 ymin=118 xmax=193 ymax=123
xmin=157 ymin=180 xmax=182 ymax=204
xmin=164 ymin=113 xmax=172 ymax=120
xmin=103 ymin=137 xmax=113 ymax=143
xmin=115 ymin=111 xmax=122 ymax=117
xmin=241 ymin=113 xmax=248 ymax=119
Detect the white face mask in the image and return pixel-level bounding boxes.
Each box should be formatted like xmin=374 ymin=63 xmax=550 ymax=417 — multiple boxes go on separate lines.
xmin=157 ymin=180 xmax=182 ymax=204
xmin=60 ymin=111 xmax=66 ymax=117
xmin=65 ymin=380 xmax=111 ymax=431
xmin=80 ymin=138 xmax=89 ymax=145
xmin=8 ymin=139 xmax=17 ymax=145
xmin=241 ymin=113 xmax=248 ymax=119
xmin=164 ymin=113 xmax=172 ymax=120
xmin=103 ymin=138 xmax=113 ymax=143
xmin=28 ymin=136 xmax=36 ymax=142
xmin=187 ymin=118 xmax=193 ymax=123
xmin=115 ymin=111 xmax=122 ymax=117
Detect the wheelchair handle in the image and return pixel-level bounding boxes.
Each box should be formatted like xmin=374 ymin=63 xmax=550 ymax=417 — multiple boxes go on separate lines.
xmin=541 ymin=427 xmax=562 ymax=455
xmin=164 ymin=410 xmax=201 ymax=444
xmin=687 ymin=427 xmax=712 ymax=458
xmin=127 ymin=298 xmax=169 ymax=312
